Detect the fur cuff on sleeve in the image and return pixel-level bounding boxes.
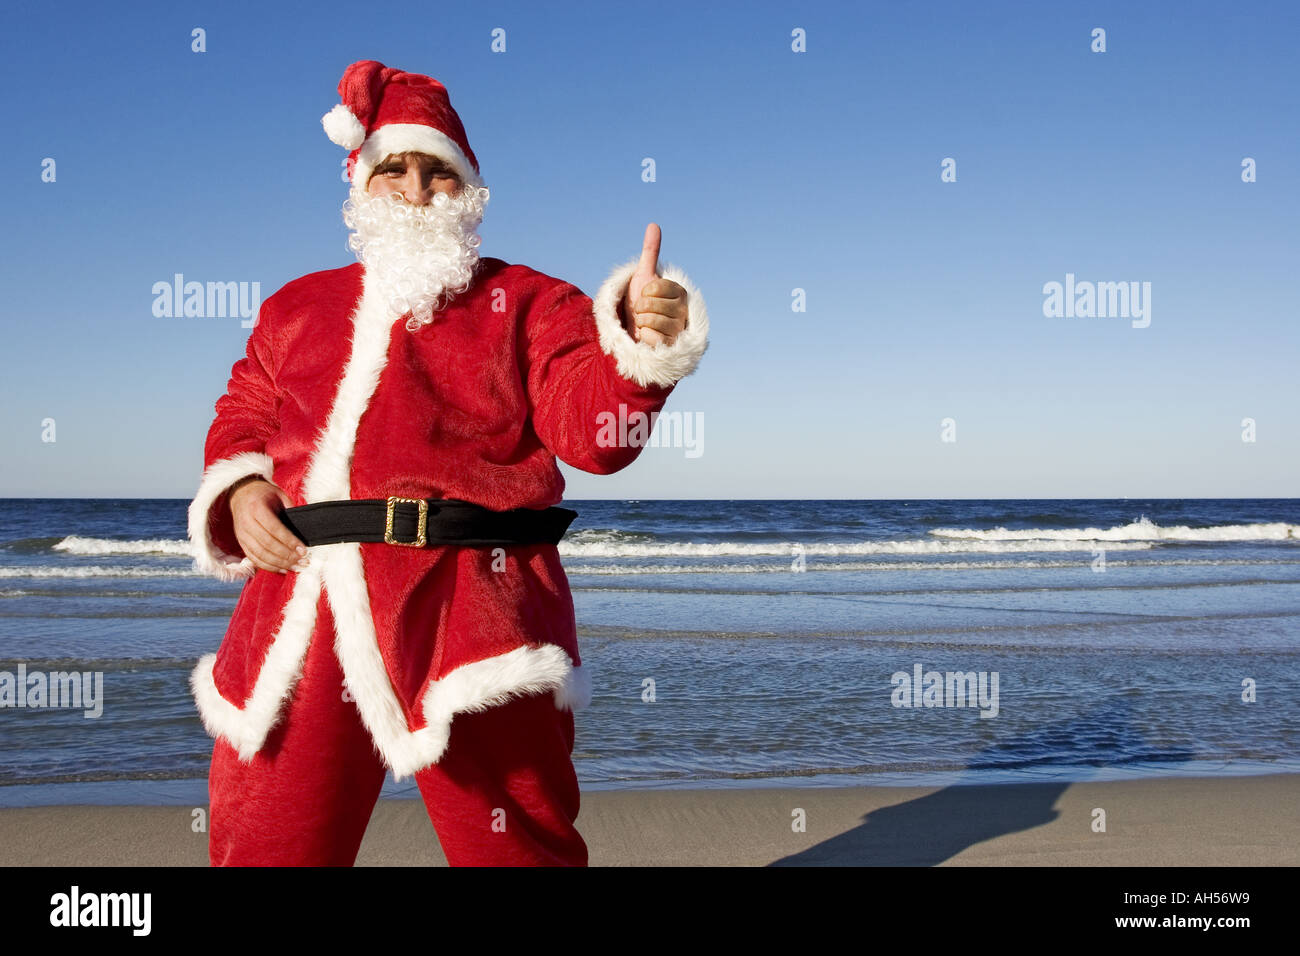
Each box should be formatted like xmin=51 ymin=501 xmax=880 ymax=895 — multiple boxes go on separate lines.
xmin=592 ymin=259 xmax=710 ymax=388
xmin=188 ymin=451 xmax=276 ymax=582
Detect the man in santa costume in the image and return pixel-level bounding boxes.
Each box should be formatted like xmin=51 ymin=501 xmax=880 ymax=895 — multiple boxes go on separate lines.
xmin=186 ymin=60 xmax=709 ymax=866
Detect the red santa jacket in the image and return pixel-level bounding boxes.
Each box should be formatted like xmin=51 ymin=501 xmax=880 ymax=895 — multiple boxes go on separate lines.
xmin=186 ymin=255 xmax=709 ymax=779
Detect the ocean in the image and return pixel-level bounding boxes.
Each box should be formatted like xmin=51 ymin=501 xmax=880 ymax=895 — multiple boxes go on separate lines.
xmin=1 ymin=497 xmax=1297 ymax=807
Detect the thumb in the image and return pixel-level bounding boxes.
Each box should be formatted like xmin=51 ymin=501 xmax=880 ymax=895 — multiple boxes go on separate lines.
xmin=634 ymin=222 xmax=661 ymax=280
xmin=626 ymin=223 xmax=662 ymax=343
xmin=275 ymin=487 xmax=295 ymax=510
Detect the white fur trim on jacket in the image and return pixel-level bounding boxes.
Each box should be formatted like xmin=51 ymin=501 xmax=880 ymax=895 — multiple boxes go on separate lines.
xmin=322 ymin=538 xmax=590 ymax=780
xmin=189 ymin=560 xmax=325 ymax=759
xmin=187 ymin=450 xmax=276 ymax=582
xmin=592 ymin=259 xmax=710 ymax=389
xmin=353 ymin=123 xmax=485 ymax=192
xmin=190 ymin=277 xmax=591 ymax=778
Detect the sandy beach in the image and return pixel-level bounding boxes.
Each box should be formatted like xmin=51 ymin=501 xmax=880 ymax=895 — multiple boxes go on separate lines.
xmin=0 ymin=773 xmax=1295 ymax=866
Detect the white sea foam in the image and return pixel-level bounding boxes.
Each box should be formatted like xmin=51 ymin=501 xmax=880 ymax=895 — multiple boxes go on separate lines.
xmin=929 ymin=516 xmax=1300 ymax=543
xmin=0 ymin=566 xmax=199 ymax=578
xmin=565 ymin=529 xmax=656 ymax=543
xmin=51 ymin=536 xmax=194 ymax=556
xmin=558 ymin=538 xmax=1153 ymax=558
xmin=563 ymin=557 xmax=1289 ymax=575
xmin=21 ymin=518 xmax=1296 ymax=578
xmin=566 ymin=561 xmax=1074 ymax=574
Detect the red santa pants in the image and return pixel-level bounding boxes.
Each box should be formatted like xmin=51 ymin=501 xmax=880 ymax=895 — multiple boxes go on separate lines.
xmin=205 ymin=619 xmax=588 ymax=867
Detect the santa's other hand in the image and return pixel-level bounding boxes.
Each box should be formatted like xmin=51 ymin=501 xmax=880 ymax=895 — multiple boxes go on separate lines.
xmin=230 ymin=479 xmax=309 ymax=575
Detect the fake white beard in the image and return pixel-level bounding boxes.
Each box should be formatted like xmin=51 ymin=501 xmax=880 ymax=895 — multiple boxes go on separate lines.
xmin=342 ymin=182 xmax=489 ymax=331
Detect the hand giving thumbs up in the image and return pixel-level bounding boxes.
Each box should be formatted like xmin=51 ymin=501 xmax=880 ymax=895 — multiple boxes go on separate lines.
xmin=622 ymin=223 xmax=689 ymax=347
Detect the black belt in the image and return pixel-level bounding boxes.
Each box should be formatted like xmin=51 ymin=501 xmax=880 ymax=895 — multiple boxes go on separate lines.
xmin=279 ymin=497 xmax=578 ymax=548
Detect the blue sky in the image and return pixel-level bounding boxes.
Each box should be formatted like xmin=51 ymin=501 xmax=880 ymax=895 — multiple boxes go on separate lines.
xmin=2 ymin=0 xmax=1297 ymax=499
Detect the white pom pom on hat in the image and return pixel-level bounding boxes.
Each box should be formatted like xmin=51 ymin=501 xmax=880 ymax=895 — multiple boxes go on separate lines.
xmin=321 ymin=103 xmax=366 ymax=151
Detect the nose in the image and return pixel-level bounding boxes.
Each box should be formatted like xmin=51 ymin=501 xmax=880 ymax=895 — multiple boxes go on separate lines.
xmin=398 ymin=168 xmax=433 ymax=205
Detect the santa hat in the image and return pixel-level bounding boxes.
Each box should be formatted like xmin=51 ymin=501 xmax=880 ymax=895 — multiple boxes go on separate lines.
xmin=321 ymin=59 xmax=483 ymax=191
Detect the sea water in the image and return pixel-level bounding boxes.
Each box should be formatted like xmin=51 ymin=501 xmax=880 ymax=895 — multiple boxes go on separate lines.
xmin=1 ymin=497 xmax=1297 ymax=805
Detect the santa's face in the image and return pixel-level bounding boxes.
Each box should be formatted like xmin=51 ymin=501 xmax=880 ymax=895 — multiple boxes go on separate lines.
xmin=367 ymin=152 xmax=463 ymax=203
xmin=343 ymin=151 xmax=489 ymax=330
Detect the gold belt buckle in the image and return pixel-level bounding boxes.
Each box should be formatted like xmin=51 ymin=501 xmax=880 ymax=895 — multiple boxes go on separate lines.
xmin=384 ymin=496 xmax=428 ymax=547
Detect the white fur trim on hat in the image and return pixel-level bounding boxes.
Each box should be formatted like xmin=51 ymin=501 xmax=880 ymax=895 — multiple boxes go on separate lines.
xmin=591 ymin=260 xmax=710 ymax=388
xmin=322 ymin=103 xmax=366 ymax=151
xmin=352 ymin=123 xmax=484 ymax=191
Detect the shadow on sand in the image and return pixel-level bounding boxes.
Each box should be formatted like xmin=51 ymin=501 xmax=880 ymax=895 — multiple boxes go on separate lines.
xmin=770 ymin=697 xmax=1191 ymax=866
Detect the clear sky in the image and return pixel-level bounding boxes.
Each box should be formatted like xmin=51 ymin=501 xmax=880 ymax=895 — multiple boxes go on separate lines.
xmin=2 ymin=0 xmax=1297 ymax=499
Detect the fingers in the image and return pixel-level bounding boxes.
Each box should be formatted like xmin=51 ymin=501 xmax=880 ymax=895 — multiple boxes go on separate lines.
xmin=242 ymin=526 xmax=306 ymax=574
xmin=630 ymin=295 xmax=684 ymax=319
xmin=235 ymin=499 xmax=308 ymax=575
xmin=254 ymin=509 xmax=307 ymax=568
xmin=629 ymin=281 xmax=688 ymax=345
xmin=632 ymin=310 xmax=685 ymax=338
xmin=635 ymin=277 xmax=684 ymax=302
